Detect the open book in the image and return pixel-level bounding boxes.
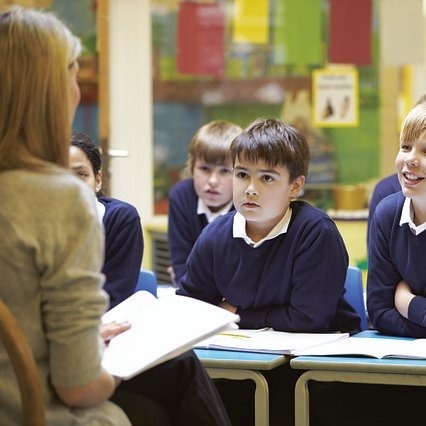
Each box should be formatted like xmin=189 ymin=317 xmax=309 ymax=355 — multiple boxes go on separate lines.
xmin=195 ymin=328 xmax=349 ymax=355
xmin=292 ymin=335 xmax=426 ymax=359
xmin=101 ymin=291 xmax=240 ymax=379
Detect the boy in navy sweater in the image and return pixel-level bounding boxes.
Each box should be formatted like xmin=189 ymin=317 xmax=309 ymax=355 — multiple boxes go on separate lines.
xmin=313 ymin=104 xmax=426 ymax=426
xmin=168 ymin=120 xmax=241 ymax=285
xmin=177 ymin=117 xmax=360 ymax=425
xmin=70 ymin=132 xmax=143 ymax=309
xmin=368 ymin=103 xmax=426 ymax=336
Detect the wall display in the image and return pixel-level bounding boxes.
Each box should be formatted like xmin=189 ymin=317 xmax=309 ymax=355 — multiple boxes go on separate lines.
xmin=312 ymin=68 xmax=359 ymax=127
xmin=151 ymin=0 xmax=380 ymax=214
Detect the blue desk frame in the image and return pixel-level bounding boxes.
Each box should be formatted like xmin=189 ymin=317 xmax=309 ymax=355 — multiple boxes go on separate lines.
xmin=195 ymin=348 xmax=288 ymax=426
xmin=290 ymin=331 xmax=426 ymax=426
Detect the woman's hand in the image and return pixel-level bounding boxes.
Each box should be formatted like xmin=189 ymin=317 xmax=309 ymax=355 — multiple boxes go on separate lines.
xmin=100 ymin=321 xmax=131 ymax=345
xmin=394 ymin=280 xmax=415 ymax=319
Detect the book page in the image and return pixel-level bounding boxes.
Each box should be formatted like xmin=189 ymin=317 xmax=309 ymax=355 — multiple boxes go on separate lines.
xmin=384 ymin=338 xmax=426 ymax=359
xmin=293 ymin=336 xmax=419 ymax=358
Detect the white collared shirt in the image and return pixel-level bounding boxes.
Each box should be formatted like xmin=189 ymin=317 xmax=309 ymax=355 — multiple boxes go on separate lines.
xmin=399 ymin=197 xmax=426 ymax=236
xmin=233 ymin=207 xmax=292 ymax=248
xmin=197 ymin=198 xmax=233 ymax=223
xmin=96 ymin=200 xmax=106 ymax=223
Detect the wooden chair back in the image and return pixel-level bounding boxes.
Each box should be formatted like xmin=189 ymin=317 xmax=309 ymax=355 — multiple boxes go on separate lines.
xmin=0 ymin=299 xmax=45 ymax=425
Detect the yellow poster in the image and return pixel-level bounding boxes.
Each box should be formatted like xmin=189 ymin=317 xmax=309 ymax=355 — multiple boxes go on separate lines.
xmin=233 ymin=0 xmax=269 ymax=44
xmin=312 ymin=68 xmax=359 ymax=127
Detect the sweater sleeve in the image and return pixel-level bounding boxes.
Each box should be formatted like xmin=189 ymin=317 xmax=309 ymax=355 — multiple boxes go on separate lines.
xmin=102 ymin=201 xmax=143 ymax=309
xmin=168 ymin=183 xmax=199 ymax=284
xmin=367 ymin=206 xmax=426 ymax=337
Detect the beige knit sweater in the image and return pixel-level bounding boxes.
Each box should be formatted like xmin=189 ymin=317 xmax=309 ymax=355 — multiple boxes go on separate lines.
xmin=0 ymin=169 xmax=129 ymax=425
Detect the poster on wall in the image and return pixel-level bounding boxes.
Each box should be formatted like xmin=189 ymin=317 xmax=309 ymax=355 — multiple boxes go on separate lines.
xmin=312 ymin=68 xmax=359 ymax=127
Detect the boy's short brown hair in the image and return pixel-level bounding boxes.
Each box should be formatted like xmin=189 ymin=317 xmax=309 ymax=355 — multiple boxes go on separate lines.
xmin=185 ymin=120 xmax=242 ymax=175
xmin=230 ymin=117 xmax=310 ymax=182
xmin=400 ymin=103 xmax=426 ymax=145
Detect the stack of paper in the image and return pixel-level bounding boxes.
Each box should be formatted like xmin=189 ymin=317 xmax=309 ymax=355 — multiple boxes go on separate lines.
xmin=195 ymin=328 xmax=350 ymax=355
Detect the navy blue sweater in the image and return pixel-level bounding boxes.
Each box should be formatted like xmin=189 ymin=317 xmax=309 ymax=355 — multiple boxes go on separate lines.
xmin=367 ymin=173 xmax=400 ymax=244
xmin=100 ymin=197 xmax=143 ymax=309
xmin=367 ymin=191 xmax=426 ymax=337
xmin=177 ymin=201 xmax=360 ymax=334
xmin=168 ymin=178 xmax=234 ymax=283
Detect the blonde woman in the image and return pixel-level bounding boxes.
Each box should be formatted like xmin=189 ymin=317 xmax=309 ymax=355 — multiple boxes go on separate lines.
xmin=0 ymin=6 xmax=230 ymax=425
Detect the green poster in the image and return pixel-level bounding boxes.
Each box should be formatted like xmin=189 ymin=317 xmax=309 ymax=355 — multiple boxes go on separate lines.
xmin=283 ymin=0 xmax=322 ymax=65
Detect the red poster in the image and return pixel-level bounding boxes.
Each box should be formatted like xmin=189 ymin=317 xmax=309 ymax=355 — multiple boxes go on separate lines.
xmin=329 ymin=0 xmax=372 ymax=65
xmin=177 ymin=2 xmax=225 ymax=77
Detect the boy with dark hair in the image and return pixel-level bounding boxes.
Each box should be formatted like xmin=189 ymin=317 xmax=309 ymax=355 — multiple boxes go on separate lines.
xmin=177 ymin=117 xmax=360 ymax=425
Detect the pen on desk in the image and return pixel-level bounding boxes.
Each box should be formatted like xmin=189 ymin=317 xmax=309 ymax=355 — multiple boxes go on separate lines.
xmin=220 ymin=327 xmax=273 ymax=338
xmin=220 ymin=332 xmax=250 ymax=339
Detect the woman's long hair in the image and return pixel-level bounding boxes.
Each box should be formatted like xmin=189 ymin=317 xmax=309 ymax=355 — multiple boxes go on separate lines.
xmin=0 ymin=6 xmax=81 ymax=172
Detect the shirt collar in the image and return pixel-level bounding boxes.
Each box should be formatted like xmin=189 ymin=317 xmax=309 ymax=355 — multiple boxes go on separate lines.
xmin=197 ymin=197 xmax=233 ymax=223
xmin=399 ymin=197 xmax=426 ymax=235
xmin=96 ymin=200 xmax=106 ymax=223
xmin=232 ymin=207 xmax=292 ymax=248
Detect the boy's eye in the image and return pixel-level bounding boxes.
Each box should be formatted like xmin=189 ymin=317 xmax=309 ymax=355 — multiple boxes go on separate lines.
xmin=220 ymin=167 xmax=232 ymax=175
xmin=235 ymin=171 xmax=247 ymax=179
xmin=77 ymin=172 xmax=88 ymax=179
xmin=262 ymin=175 xmax=274 ymax=182
xmin=400 ymin=144 xmax=411 ymax=152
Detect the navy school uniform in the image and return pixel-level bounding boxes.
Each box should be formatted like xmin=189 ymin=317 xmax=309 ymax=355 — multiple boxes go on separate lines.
xmin=368 ymin=190 xmax=426 ymax=337
xmin=168 ymin=178 xmax=234 ymax=284
xmin=311 ymin=191 xmax=426 ymax=426
xmin=99 ymin=196 xmax=143 ymax=309
xmin=177 ymin=200 xmax=360 ymax=426
xmin=177 ymin=200 xmax=360 ymax=334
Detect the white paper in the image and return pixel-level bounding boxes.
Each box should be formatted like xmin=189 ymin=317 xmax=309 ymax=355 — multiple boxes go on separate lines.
xmin=293 ymin=336 xmax=426 ymax=359
xmin=101 ymin=292 xmax=240 ymax=379
xmin=195 ymin=328 xmax=349 ymax=355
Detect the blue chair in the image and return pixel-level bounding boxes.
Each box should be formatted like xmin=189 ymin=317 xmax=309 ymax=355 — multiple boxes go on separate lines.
xmin=343 ymin=266 xmax=368 ymax=331
xmin=135 ymin=269 xmax=157 ymax=297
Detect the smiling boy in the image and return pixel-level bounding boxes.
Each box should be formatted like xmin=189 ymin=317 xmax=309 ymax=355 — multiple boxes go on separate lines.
xmin=177 ymin=117 xmax=360 ymax=426
xmin=368 ymin=103 xmax=426 ymax=337
xmin=310 ymin=98 xmax=426 ymax=426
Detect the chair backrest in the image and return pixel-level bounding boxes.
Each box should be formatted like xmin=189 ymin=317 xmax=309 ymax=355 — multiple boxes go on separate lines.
xmin=0 ymin=299 xmax=45 ymax=426
xmin=135 ymin=269 xmax=158 ymax=297
xmin=343 ymin=266 xmax=368 ymax=331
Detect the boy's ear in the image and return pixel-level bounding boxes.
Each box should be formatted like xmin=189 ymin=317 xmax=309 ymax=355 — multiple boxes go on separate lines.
xmin=290 ymin=175 xmax=305 ymax=198
xmin=95 ymin=170 xmax=103 ymax=193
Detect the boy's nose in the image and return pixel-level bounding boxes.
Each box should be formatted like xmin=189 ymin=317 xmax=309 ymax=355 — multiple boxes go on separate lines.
xmin=405 ymin=151 xmax=419 ymax=166
xmin=245 ymin=183 xmax=257 ymax=196
xmin=208 ymin=173 xmax=219 ymax=185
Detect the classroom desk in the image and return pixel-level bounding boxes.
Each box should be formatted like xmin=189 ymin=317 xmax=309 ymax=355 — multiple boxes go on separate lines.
xmin=291 ymin=332 xmax=426 ymax=426
xmin=195 ymin=348 xmax=288 ymax=426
